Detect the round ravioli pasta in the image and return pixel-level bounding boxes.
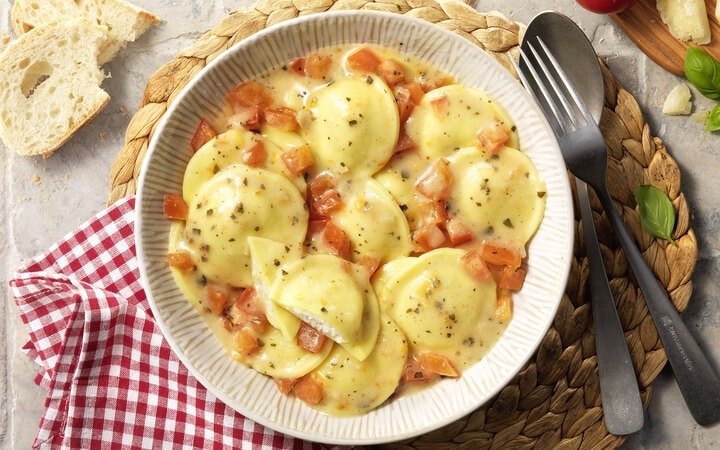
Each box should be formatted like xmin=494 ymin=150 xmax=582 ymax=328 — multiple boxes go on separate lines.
xmin=310 ymin=313 xmax=407 ymax=416
xmin=184 ymin=164 xmax=308 ymax=287
xmin=447 ymin=147 xmax=546 ymax=255
xmin=333 ymin=178 xmax=412 ymax=263
xmin=183 ymin=127 xmax=257 ymax=202
xmin=377 ymin=248 xmax=499 ymax=368
xmin=301 ymin=77 xmax=399 ymax=176
xmin=271 ymin=254 xmax=380 ymax=362
xmin=405 ymin=84 xmax=519 ymax=160
xmin=183 ymin=127 xmax=307 ymax=202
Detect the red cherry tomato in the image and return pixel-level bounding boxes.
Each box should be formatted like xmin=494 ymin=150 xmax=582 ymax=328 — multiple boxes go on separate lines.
xmin=574 ymin=0 xmax=637 ymax=14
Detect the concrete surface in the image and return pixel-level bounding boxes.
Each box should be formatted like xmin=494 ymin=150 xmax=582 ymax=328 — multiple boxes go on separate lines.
xmin=1 ymin=0 xmax=719 ymax=448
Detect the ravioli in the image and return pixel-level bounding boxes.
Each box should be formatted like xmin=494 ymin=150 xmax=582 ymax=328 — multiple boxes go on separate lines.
xmin=248 ymin=236 xmax=303 ymax=341
xmin=310 ymin=313 xmax=407 ymax=416
xmin=332 ymin=178 xmax=413 ymax=263
xmin=376 ymin=248 xmax=502 ymax=369
xmin=183 ymin=127 xmax=307 ymax=202
xmin=301 ymin=77 xmax=399 ymax=176
xmin=405 ymin=84 xmax=519 ymax=160
xmin=184 ymin=164 xmax=308 ymax=287
xmin=271 ymin=254 xmax=380 ymax=362
xmin=446 ymin=147 xmax=546 ymax=256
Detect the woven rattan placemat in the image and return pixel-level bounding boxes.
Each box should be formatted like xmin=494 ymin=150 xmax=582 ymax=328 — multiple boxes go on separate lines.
xmin=108 ymin=1 xmax=698 ymax=448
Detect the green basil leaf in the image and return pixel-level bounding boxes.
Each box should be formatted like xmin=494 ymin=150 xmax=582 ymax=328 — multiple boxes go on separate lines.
xmin=685 ymin=46 xmax=720 ymax=101
xmin=635 ymin=185 xmax=676 ymax=245
xmin=706 ymin=103 xmax=720 ymax=132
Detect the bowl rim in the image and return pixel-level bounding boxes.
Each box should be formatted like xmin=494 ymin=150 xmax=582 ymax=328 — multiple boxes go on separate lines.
xmin=136 ymin=9 xmax=574 ymax=445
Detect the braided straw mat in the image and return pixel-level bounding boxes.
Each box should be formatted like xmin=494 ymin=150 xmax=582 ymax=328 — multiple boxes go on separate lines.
xmin=108 ymin=0 xmax=698 ymax=448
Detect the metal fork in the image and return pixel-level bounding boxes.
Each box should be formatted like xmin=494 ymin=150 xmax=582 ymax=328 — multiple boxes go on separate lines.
xmin=513 ymin=35 xmax=642 ymax=435
xmin=515 ymin=35 xmax=720 ymax=426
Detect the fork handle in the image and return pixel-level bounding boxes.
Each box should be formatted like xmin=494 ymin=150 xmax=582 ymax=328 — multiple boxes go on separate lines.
xmin=598 ymin=185 xmax=720 ymax=426
xmin=578 ymin=180 xmax=644 ymax=434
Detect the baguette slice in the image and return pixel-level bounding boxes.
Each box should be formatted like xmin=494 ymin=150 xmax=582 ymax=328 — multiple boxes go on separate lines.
xmin=656 ymin=0 xmax=711 ymax=45
xmin=11 ymin=0 xmax=160 ymax=65
xmin=0 ymin=19 xmax=110 ymax=156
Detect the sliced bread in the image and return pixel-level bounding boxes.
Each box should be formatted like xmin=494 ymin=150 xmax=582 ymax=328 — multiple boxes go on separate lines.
xmin=0 ymin=19 xmax=110 ymax=156
xmin=11 ymin=0 xmax=160 ymax=65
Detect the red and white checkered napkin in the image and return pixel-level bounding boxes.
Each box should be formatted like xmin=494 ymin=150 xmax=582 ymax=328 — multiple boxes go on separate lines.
xmin=10 ymin=196 xmax=320 ymax=449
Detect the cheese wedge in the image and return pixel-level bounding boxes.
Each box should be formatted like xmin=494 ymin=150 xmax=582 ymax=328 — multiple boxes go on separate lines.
xmin=662 ymin=84 xmax=693 ymax=115
xmin=656 ymin=0 xmax=711 ymax=44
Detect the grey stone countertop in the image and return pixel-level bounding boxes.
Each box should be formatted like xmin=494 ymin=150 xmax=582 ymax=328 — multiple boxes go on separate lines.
xmin=2 ymin=0 xmax=719 ymax=448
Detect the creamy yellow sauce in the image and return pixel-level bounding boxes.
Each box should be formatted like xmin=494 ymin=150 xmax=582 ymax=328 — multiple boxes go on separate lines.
xmin=167 ymin=44 xmax=546 ymax=416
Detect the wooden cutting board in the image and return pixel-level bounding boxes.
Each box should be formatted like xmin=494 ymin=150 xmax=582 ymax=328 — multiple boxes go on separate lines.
xmin=612 ymin=0 xmax=720 ymax=76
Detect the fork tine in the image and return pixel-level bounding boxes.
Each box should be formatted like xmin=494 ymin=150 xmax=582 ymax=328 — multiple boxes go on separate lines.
xmin=530 ymin=37 xmax=596 ymax=129
xmin=513 ymin=46 xmax=566 ymax=135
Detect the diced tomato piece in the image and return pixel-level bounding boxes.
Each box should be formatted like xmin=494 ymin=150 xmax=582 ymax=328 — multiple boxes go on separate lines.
xmin=190 ymin=118 xmax=217 ymax=152
xmin=306 ymin=218 xmax=329 ymax=239
xmin=461 ymin=249 xmax=493 ymax=282
xmin=308 ymin=172 xmax=335 ymax=198
xmin=412 ymin=223 xmax=446 ymax=252
xmin=378 ymin=58 xmax=406 ymax=87
xmin=495 ymin=289 xmax=513 ymax=322
xmin=345 ymin=47 xmax=382 ymax=73
xmin=202 ymin=284 xmax=229 ymax=316
xmin=481 ymin=242 xmax=522 ymax=269
xmin=477 ymin=120 xmax=510 ymax=154
xmin=498 ymin=266 xmax=527 ymax=291
xmin=430 ymin=94 xmax=450 ymax=118
xmin=416 ymin=200 xmax=449 ymax=227
xmin=321 ymin=221 xmax=352 ymax=260
xmin=404 ymin=81 xmax=426 ymax=104
xmin=288 ymin=57 xmax=306 ymax=76
xmin=166 ymin=251 xmax=194 ymax=271
xmin=307 ymin=173 xmax=342 ymax=217
xmin=415 ymin=158 xmax=453 ymax=201
xmin=296 ymin=322 xmax=329 ymax=353
xmin=274 ymin=377 xmax=297 ymax=395
xmin=312 ymin=189 xmax=343 ymax=217
xmin=219 ymin=316 xmax=234 ymax=332
xmin=265 ymin=106 xmax=299 ymax=132
xmin=403 ymin=358 xmax=439 ymax=383
xmin=281 ymin=145 xmax=314 ymax=175
xmin=446 ymin=218 xmax=474 ymax=246
xmin=228 ymin=106 xmax=263 ymax=131
xmin=163 ymin=193 xmax=188 ymax=220
xmin=225 ymin=80 xmax=273 ymax=110
xmin=356 ymin=255 xmax=382 ymax=277
xmin=304 ymin=52 xmax=333 ymax=79
xmin=419 ymin=75 xmax=453 ymax=92
xmin=293 ymin=374 xmax=324 ymax=405
xmin=233 ymin=326 xmax=261 ymax=358
xmin=226 ymin=286 xmax=269 ymax=333
xmin=242 ymin=140 xmax=267 ymax=167
xmin=417 ymin=351 xmax=460 ymax=378
xmin=394 ymin=85 xmax=416 ymax=124
xmin=232 ymin=286 xmax=261 ymax=315
xmin=394 ymin=128 xmax=417 ymax=154
xmin=396 ymin=98 xmax=414 ymax=125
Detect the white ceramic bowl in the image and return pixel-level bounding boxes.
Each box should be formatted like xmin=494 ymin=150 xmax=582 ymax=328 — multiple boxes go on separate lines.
xmin=136 ymin=10 xmax=574 ymax=445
